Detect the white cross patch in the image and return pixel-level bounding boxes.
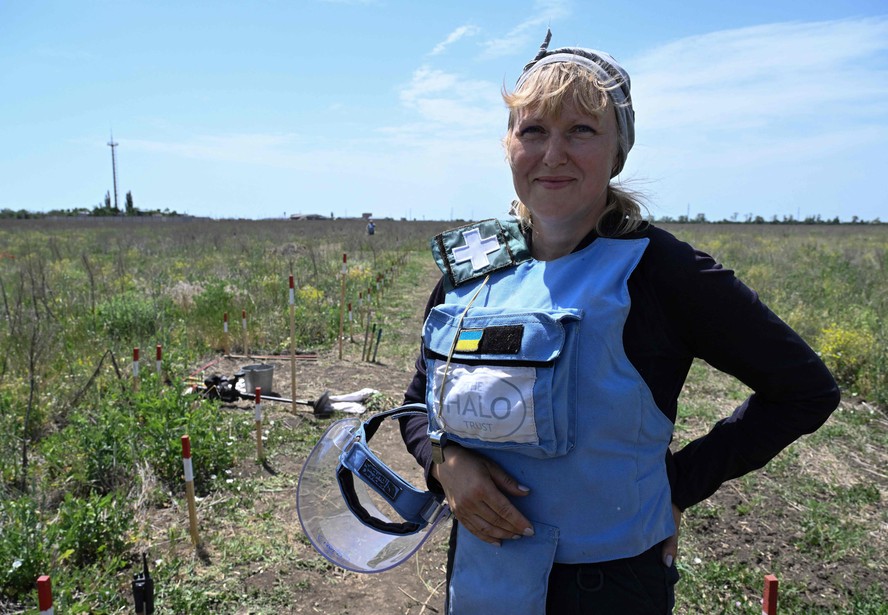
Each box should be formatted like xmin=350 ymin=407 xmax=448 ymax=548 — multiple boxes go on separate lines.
xmin=452 ymin=228 xmax=501 ymax=271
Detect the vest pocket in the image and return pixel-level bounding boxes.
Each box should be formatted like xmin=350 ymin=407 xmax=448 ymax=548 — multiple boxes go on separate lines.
xmin=424 ymin=305 xmax=581 ymax=458
xmin=449 ymin=520 xmax=559 ymax=615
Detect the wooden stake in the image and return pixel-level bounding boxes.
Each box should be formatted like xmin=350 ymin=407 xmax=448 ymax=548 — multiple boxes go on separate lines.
xmin=288 ymin=275 xmax=297 ymax=415
xmin=361 ymin=316 xmax=373 ymax=362
xmin=155 ymin=344 xmax=163 ymax=379
xmin=181 ymin=435 xmax=201 ymax=546
xmin=338 ymin=253 xmax=347 ymax=360
xmin=372 ymin=327 xmax=383 ymax=363
xmin=254 ymin=387 xmax=264 ymax=461
xmin=364 ymin=323 xmax=376 ymax=362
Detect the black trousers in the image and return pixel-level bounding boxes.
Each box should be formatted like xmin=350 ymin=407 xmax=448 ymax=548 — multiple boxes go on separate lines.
xmin=445 ymin=523 xmax=680 ymax=614
xmin=545 ymin=543 xmax=679 ymax=614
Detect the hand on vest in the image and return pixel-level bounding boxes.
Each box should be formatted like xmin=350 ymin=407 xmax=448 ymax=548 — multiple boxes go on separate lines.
xmin=661 ymin=503 xmax=682 ymax=567
xmin=431 ymin=444 xmax=534 ymax=546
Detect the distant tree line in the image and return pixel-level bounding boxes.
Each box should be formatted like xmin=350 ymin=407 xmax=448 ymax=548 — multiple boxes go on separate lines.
xmin=0 ymin=206 xmax=881 ymax=224
xmin=654 ymin=213 xmax=882 ymax=225
xmin=0 ymin=191 xmax=181 ymax=219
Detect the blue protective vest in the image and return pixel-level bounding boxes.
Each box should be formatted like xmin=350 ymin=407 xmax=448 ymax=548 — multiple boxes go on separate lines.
xmin=422 ymin=223 xmax=675 ymax=614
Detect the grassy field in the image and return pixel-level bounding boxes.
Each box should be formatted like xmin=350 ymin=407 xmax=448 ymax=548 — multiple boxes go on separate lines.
xmin=0 ymin=218 xmax=885 ymax=613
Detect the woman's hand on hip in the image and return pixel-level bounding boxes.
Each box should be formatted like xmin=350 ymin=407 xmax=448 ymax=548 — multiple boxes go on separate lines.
xmin=431 ymin=444 xmax=533 ymax=546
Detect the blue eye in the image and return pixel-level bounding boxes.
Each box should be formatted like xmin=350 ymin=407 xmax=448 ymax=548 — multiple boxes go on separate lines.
xmin=573 ymin=125 xmax=596 ymax=134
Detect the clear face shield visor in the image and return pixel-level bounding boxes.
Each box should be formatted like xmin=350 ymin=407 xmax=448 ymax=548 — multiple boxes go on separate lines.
xmin=296 ymin=404 xmax=451 ymax=573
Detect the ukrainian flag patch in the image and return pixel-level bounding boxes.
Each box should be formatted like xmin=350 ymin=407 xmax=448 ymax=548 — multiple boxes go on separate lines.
xmin=454 ymin=329 xmax=483 ymax=352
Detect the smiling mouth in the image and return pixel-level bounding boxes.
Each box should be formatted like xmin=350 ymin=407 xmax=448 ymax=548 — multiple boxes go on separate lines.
xmin=535 ymin=177 xmax=575 ymax=188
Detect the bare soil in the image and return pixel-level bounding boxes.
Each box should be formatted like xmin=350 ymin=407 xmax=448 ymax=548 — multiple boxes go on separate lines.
xmin=198 ymin=351 xmax=450 ymax=615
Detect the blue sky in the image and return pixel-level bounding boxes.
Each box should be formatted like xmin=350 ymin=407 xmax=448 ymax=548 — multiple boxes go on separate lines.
xmin=2 ymin=0 xmax=886 ymax=222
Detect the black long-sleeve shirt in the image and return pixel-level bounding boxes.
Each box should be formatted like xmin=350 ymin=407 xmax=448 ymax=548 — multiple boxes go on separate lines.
xmin=400 ymin=224 xmax=840 ymax=511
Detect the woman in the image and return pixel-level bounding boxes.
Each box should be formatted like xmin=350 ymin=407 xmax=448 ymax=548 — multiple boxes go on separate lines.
xmin=399 ymin=30 xmax=839 ymax=614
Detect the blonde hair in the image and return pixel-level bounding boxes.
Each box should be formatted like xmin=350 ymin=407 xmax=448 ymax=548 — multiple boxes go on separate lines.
xmin=503 ymin=62 xmax=647 ymax=237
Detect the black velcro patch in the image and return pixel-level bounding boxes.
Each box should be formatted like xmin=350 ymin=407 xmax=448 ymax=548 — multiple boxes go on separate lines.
xmin=477 ymin=325 xmax=523 ymax=354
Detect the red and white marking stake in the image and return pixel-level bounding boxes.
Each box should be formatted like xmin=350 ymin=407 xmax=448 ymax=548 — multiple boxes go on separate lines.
xmin=37 ymin=575 xmax=53 ymax=615
xmin=288 ymin=274 xmax=297 ymax=415
xmin=156 ymin=344 xmax=163 ymax=377
xmin=181 ymin=435 xmax=201 ymax=546
xmin=762 ymin=574 xmax=778 ymax=615
xmin=254 ymin=387 xmax=264 ymax=460
xmin=132 ymin=347 xmax=140 ymax=392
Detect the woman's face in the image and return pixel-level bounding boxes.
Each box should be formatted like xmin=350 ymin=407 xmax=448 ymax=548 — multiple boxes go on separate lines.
xmin=508 ymin=97 xmax=619 ymax=233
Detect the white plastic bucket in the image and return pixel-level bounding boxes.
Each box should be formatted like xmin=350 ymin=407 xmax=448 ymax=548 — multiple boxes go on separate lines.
xmin=242 ymin=364 xmax=274 ymax=394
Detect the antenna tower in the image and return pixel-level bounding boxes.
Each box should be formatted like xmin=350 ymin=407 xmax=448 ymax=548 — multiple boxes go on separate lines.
xmin=108 ymin=132 xmax=119 ymax=211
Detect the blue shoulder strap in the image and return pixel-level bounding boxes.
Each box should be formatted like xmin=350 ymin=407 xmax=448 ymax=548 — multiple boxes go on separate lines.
xmin=430 ymin=218 xmax=531 ymax=288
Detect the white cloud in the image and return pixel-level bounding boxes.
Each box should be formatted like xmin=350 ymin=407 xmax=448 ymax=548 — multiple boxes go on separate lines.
xmin=430 ymin=25 xmax=481 ymax=56
xmin=398 ymin=66 xmax=503 ymax=131
xmin=631 ymin=18 xmax=888 ymax=134
xmin=479 ymin=0 xmax=570 ymax=59
xmin=626 ymin=17 xmax=888 ymax=185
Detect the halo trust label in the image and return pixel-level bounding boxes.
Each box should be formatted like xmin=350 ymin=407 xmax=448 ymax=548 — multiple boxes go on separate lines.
xmin=432 ymin=363 xmax=538 ymax=444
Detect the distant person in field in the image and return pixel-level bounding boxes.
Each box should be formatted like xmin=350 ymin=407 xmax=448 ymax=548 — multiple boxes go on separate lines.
xmin=367 ymin=219 xmax=376 ymax=235
xmin=399 ymin=29 xmax=840 ymax=614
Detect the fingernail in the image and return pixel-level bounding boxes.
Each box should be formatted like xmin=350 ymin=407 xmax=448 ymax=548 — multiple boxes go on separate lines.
xmin=523 ymin=527 xmax=535 ymax=537
xmin=511 ymin=534 xmax=521 ymax=540
xmin=492 ymin=541 xmax=502 ymax=548
xmin=518 ymin=484 xmax=530 ymax=492
xmin=664 ymin=554 xmax=673 ymax=567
